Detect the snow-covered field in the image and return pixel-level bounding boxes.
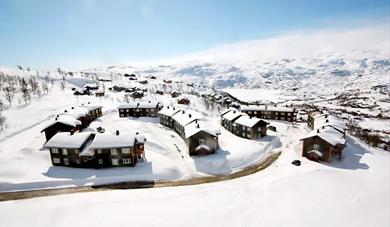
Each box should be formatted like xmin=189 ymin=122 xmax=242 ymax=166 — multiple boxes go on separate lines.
xmin=1 ymin=134 xmax=388 ymax=227
xmin=0 ymin=81 xmax=280 ymax=192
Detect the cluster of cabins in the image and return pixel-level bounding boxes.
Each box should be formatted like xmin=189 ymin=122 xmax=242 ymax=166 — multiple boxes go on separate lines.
xmin=44 ymin=131 xmax=146 ymax=168
xmin=42 ymin=101 xmax=149 ymax=168
xmin=221 ymin=108 xmax=269 ymax=140
xmin=300 ymin=111 xmax=348 ymax=163
xmin=158 ymin=106 xmax=220 ymax=156
xmin=117 ymin=101 xmax=163 ymax=118
xmin=240 ymin=104 xmax=298 ymax=122
xmin=41 ymin=103 xmax=103 ymax=141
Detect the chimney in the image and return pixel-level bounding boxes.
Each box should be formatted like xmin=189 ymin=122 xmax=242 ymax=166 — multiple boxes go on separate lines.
xmin=189 ymin=114 xmax=192 ymax=118
xmin=116 ymin=130 xmax=120 ymax=136
xmin=64 ymin=110 xmax=68 ymax=113
xmin=196 ymin=124 xmax=200 ymax=128
xmin=182 ymin=110 xmax=185 ymax=114
xmin=71 ymin=107 xmax=74 ymax=109
xmin=136 ymin=132 xmax=139 ymax=135
xmin=88 ymin=101 xmax=90 ymax=104
xmin=322 ymin=126 xmax=325 ymax=129
xmin=325 ymin=119 xmax=329 ymax=123
xmin=173 ymin=107 xmax=175 ymax=110
xmin=317 ymin=129 xmax=320 ymax=133
xmin=81 ymin=103 xmax=84 ymax=106
xmin=167 ymin=106 xmax=170 ymax=109
xmin=56 ymin=115 xmax=59 ymax=118
xmin=195 ymin=119 xmax=198 ymax=123
xmin=148 ymin=100 xmax=151 ymax=103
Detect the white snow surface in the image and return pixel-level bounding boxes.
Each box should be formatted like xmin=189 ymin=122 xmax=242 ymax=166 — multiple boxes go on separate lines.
xmin=44 ymin=132 xmax=92 ymax=149
xmin=89 ymin=132 xmax=142 ymax=149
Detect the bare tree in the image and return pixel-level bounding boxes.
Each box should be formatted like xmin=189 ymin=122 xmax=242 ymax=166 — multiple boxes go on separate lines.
xmin=3 ymin=85 xmax=16 ymax=106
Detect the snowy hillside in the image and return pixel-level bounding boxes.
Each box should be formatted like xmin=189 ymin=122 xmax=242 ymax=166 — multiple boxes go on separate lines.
xmin=0 ymin=25 xmax=389 ymax=227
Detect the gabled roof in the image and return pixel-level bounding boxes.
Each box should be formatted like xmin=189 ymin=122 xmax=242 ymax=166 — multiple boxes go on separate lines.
xmin=81 ymin=104 xmax=103 ymax=112
xmin=301 ymin=128 xmax=346 ymax=146
xmin=234 ymin=115 xmax=268 ymax=128
xmin=41 ymin=115 xmax=81 ymax=132
xmin=240 ymin=105 xmax=296 ymax=112
xmin=117 ymin=101 xmax=161 ymax=109
xmin=60 ymin=107 xmax=89 ymax=119
xmin=184 ymin=120 xmax=220 ymax=139
xmin=89 ymin=132 xmax=145 ymax=149
xmin=158 ymin=106 xmax=181 ymax=117
xmin=44 ymin=132 xmax=92 ymax=148
xmin=220 ymin=108 xmax=238 ymax=117
xmin=172 ymin=110 xmax=201 ymax=127
xmin=314 ymin=116 xmax=348 ymax=132
xmin=240 ymin=105 xmax=266 ymax=111
xmin=222 ymin=110 xmax=245 ymax=122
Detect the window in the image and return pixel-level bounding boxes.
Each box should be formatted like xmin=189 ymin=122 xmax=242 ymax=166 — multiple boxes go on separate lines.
xmin=63 ymin=158 xmax=69 ymax=165
xmin=120 ymin=114 xmax=124 ymax=117
xmin=52 ymin=148 xmax=59 ymax=154
xmin=281 ymin=112 xmax=285 ymax=116
xmin=97 ymin=149 xmax=102 ymax=154
xmin=254 ymin=111 xmax=257 ymax=114
xmin=112 ymin=159 xmax=119 ymax=166
xmin=98 ymin=159 xmax=103 ymax=164
xmin=111 ymin=148 xmax=117 ymax=155
xmin=75 ymin=149 xmax=79 ymax=154
xmin=242 ymin=132 xmax=246 ymax=137
xmin=126 ymin=109 xmax=129 ymax=112
xmin=123 ymin=158 xmax=131 ymax=164
xmin=76 ymin=159 xmax=80 ymax=164
xmin=199 ymin=139 xmax=205 ymax=145
xmin=120 ymin=109 xmax=124 ymax=112
xmin=52 ymin=158 xmax=61 ymax=164
xmin=62 ymin=149 xmax=68 ymax=155
xmin=313 ymin=144 xmax=320 ymax=150
xmin=122 ymin=148 xmax=131 ymax=154
xmin=288 ymin=113 xmax=291 ymax=116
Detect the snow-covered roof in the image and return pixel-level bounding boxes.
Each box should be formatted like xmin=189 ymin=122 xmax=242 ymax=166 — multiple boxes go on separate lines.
xmin=195 ymin=144 xmax=210 ymax=151
xmin=82 ymin=105 xmax=103 ymax=112
xmin=222 ymin=110 xmax=246 ymax=122
xmin=83 ymin=83 xmax=99 ymax=88
xmin=60 ymin=107 xmax=89 ymax=119
xmin=89 ymin=132 xmax=145 ymax=149
xmin=314 ymin=116 xmax=348 ymax=132
xmin=172 ymin=110 xmax=201 ymax=127
xmin=41 ymin=115 xmax=81 ymax=132
xmin=117 ymin=101 xmax=161 ymax=109
xmin=308 ymin=111 xmax=325 ymax=119
xmin=44 ymin=132 xmax=92 ymax=148
xmin=301 ymin=128 xmax=346 ymax=146
xmin=267 ymin=106 xmax=296 ymax=112
xmin=234 ymin=115 xmax=268 ymax=128
xmin=184 ymin=120 xmax=220 ymax=139
xmin=158 ymin=106 xmax=181 ymax=117
xmin=240 ymin=105 xmax=267 ymax=111
xmin=220 ymin=108 xmax=238 ymax=117
xmin=241 ymin=105 xmax=296 ymax=112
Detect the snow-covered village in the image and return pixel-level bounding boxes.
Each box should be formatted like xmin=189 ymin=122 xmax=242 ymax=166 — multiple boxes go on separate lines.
xmin=1 ymin=1 xmax=389 ymax=227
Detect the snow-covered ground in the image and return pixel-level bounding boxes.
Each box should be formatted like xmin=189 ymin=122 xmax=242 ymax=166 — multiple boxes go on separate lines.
xmin=1 ymin=134 xmax=388 ymax=227
xmin=0 ymin=81 xmax=280 ymax=192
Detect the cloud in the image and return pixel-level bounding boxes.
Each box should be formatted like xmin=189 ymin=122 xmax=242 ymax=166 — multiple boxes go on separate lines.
xmin=154 ymin=24 xmax=390 ymax=65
